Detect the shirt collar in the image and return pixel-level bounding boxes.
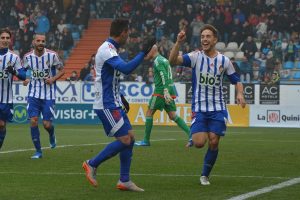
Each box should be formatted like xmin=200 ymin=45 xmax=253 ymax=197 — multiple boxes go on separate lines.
xmin=0 ymin=48 xmax=8 ymax=55
xmin=107 ymin=38 xmax=120 ymax=49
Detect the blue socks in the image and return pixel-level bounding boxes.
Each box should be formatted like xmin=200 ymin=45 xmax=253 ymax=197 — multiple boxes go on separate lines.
xmin=0 ymin=128 xmax=6 ymax=149
xmin=202 ymin=148 xmax=219 ymax=177
xmin=31 ymin=126 xmax=41 ymax=152
xmin=46 ymin=126 xmax=54 ymax=137
xmin=119 ymin=140 xmax=134 ymax=182
xmin=88 ymin=140 xmax=128 ymax=167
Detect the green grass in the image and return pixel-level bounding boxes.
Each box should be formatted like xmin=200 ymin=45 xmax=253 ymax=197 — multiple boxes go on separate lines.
xmin=0 ymin=125 xmax=299 ymax=200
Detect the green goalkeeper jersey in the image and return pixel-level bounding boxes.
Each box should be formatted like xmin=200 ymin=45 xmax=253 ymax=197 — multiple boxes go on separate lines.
xmin=152 ymin=54 xmax=176 ymax=97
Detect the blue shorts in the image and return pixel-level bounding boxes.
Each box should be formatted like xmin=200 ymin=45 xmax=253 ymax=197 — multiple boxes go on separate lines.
xmin=190 ymin=110 xmax=228 ymax=136
xmin=27 ymin=97 xmax=55 ymax=121
xmin=95 ymin=108 xmax=132 ymax=137
xmin=0 ymin=103 xmax=13 ymax=122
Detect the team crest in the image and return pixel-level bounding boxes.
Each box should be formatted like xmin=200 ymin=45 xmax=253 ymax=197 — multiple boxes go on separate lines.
xmin=218 ymin=65 xmax=224 ymax=73
xmin=112 ymin=110 xmax=121 ymax=121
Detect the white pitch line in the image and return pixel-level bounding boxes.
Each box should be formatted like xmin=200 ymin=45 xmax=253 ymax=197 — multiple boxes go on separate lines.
xmin=0 ymin=138 xmax=176 ymax=154
xmin=227 ymin=177 xmax=300 ymax=200
xmin=0 ymin=171 xmax=291 ymax=180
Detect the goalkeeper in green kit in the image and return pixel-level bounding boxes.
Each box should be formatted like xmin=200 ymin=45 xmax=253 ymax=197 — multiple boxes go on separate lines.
xmin=135 ymin=45 xmax=192 ymax=147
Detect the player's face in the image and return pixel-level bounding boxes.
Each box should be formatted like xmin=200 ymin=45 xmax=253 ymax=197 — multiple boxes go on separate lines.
xmin=33 ymin=35 xmax=46 ymax=52
xmin=200 ymin=29 xmax=217 ymax=52
xmin=0 ymin=32 xmax=11 ymax=49
xmin=119 ymin=29 xmax=129 ymax=46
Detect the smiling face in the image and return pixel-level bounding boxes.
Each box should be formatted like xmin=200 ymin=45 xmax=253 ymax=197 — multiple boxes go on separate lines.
xmin=0 ymin=32 xmax=11 ymax=49
xmin=200 ymin=29 xmax=217 ymax=53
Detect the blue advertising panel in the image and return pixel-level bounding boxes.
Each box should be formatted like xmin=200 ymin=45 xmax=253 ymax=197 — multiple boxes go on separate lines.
xmin=13 ymin=104 xmax=100 ymax=124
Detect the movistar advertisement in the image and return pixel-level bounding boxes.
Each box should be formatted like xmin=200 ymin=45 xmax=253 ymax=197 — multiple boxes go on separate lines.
xmin=13 ymin=104 xmax=100 ymax=124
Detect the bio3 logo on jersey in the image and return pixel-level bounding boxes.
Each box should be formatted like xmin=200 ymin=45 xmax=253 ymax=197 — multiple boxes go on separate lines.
xmin=32 ymin=69 xmax=50 ymax=79
xmin=13 ymin=105 xmax=28 ymax=123
xmin=0 ymin=70 xmax=9 ymax=79
xmin=199 ymin=73 xmax=221 ymax=86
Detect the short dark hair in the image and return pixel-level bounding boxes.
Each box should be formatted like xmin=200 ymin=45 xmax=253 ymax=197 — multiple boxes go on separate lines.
xmin=0 ymin=28 xmax=12 ymax=38
xmin=110 ymin=18 xmax=129 ymax=37
xmin=200 ymin=24 xmax=218 ymax=38
xmin=33 ymin=33 xmax=46 ymax=39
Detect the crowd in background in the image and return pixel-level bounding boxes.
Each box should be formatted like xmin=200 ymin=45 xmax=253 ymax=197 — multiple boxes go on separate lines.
xmin=0 ymin=0 xmax=299 ymax=84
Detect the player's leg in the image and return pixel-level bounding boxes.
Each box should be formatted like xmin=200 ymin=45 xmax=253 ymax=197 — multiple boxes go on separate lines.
xmin=166 ymin=102 xmax=190 ymax=141
xmin=83 ymin=108 xmax=143 ymax=191
xmin=27 ymin=97 xmax=42 ymax=159
xmin=42 ymin=100 xmax=56 ymax=149
xmin=0 ymin=120 xmax=6 ymax=149
xmin=200 ymin=110 xmax=227 ymax=185
xmin=134 ymin=108 xmax=156 ymax=146
xmin=0 ymin=104 xmax=13 ymax=149
xmin=135 ymin=96 xmax=162 ymax=146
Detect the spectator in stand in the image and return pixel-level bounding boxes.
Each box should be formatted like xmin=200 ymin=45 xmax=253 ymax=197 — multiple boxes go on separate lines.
xmin=239 ymin=56 xmax=252 ymax=83
xmin=284 ymin=39 xmax=297 ymax=62
xmin=60 ymin=27 xmax=74 ymax=59
xmin=84 ymin=68 xmax=94 ymax=82
xmin=229 ymin=18 xmax=243 ymax=45
xmin=34 ymin=10 xmax=50 ymax=34
xmin=233 ymin=8 xmax=246 ymax=24
xmin=190 ymin=16 xmax=204 ymax=49
xmin=241 ymin=36 xmax=257 ymax=62
xmin=66 ymin=70 xmax=79 ymax=81
xmin=222 ymin=6 xmax=233 ymax=44
xmin=80 ymin=64 xmax=91 ymax=81
xmin=265 ymin=51 xmax=276 ymax=76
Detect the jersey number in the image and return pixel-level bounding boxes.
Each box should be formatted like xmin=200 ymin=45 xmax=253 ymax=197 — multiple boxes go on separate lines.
xmin=0 ymin=71 xmax=9 ymax=79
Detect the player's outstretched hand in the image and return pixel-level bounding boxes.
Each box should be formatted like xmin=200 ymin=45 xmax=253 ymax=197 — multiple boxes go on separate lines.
xmin=142 ymin=36 xmax=156 ymax=55
xmin=5 ymin=65 xmax=17 ymax=75
xmin=163 ymin=88 xmax=173 ymax=104
xmin=121 ymin=94 xmax=130 ymax=113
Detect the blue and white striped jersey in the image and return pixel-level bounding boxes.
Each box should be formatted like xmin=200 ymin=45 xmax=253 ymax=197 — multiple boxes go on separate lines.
xmin=0 ymin=50 xmax=22 ymax=104
xmin=93 ymin=39 xmax=123 ymax=109
xmin=182 ymin=51 xmax=239 ymax=112
xmin=23 ymin=49 xmax=63 ymax=100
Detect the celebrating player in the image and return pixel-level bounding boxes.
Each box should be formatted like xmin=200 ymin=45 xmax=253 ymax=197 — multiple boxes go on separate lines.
xmin=0 ymin=28 xmax=26 ymax=150
xmin=134 ymin=45 xmax=191 ymax=147
xmin=23 ymin=33 xmax=65 ymax=159
xmin=82 ymin=18 xmax=155 ymax=191
xmin=169 ymin=24 xmax=246 ymax=185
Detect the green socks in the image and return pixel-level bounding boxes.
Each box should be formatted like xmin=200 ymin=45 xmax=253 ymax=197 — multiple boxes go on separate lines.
xmin=143 ymin=116 xmax=153 ymax=142
xmin=174 ymin=116 xmax=190 ymax=138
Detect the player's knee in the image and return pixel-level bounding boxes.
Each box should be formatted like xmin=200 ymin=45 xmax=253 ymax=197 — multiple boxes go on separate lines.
xmin=43 ymin=122 xmax=52 ymax=130
xmin=30 ymin=117 xmax=38 ymax=127
xmin=194 ymin=141 xmax=205 ymax=148
xmin=209 ymin=140 xmax=219 ymax=150
xmin=168 ymin=112 xmax=177 ymax=121
xmin=118 ymin=135 xmax=132 ymax=146
xmin=0 ymin=122 xmax=5 ymax=131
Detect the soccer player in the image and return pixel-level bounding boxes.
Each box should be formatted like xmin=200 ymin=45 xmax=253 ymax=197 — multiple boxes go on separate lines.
xmin=82 ymin=18 xmax=155 ymax=191
xmin=134 ymin=45 xmax=191 ymax=147
xmin=169 ymin=24 xmax=246 ymax=185
xmin=23 ymin=33 xmax=65 ymax=159
xmin=0 ymin=28 xmax=26 ymax=150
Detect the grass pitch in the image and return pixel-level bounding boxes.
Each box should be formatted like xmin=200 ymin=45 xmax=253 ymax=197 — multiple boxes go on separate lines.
xmin=0 ymin=125 xmax=299 ymax=200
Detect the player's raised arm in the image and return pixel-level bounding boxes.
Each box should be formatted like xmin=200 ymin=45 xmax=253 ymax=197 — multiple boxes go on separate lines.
xmin=169 ymin=31 xmax=186 ymax=66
